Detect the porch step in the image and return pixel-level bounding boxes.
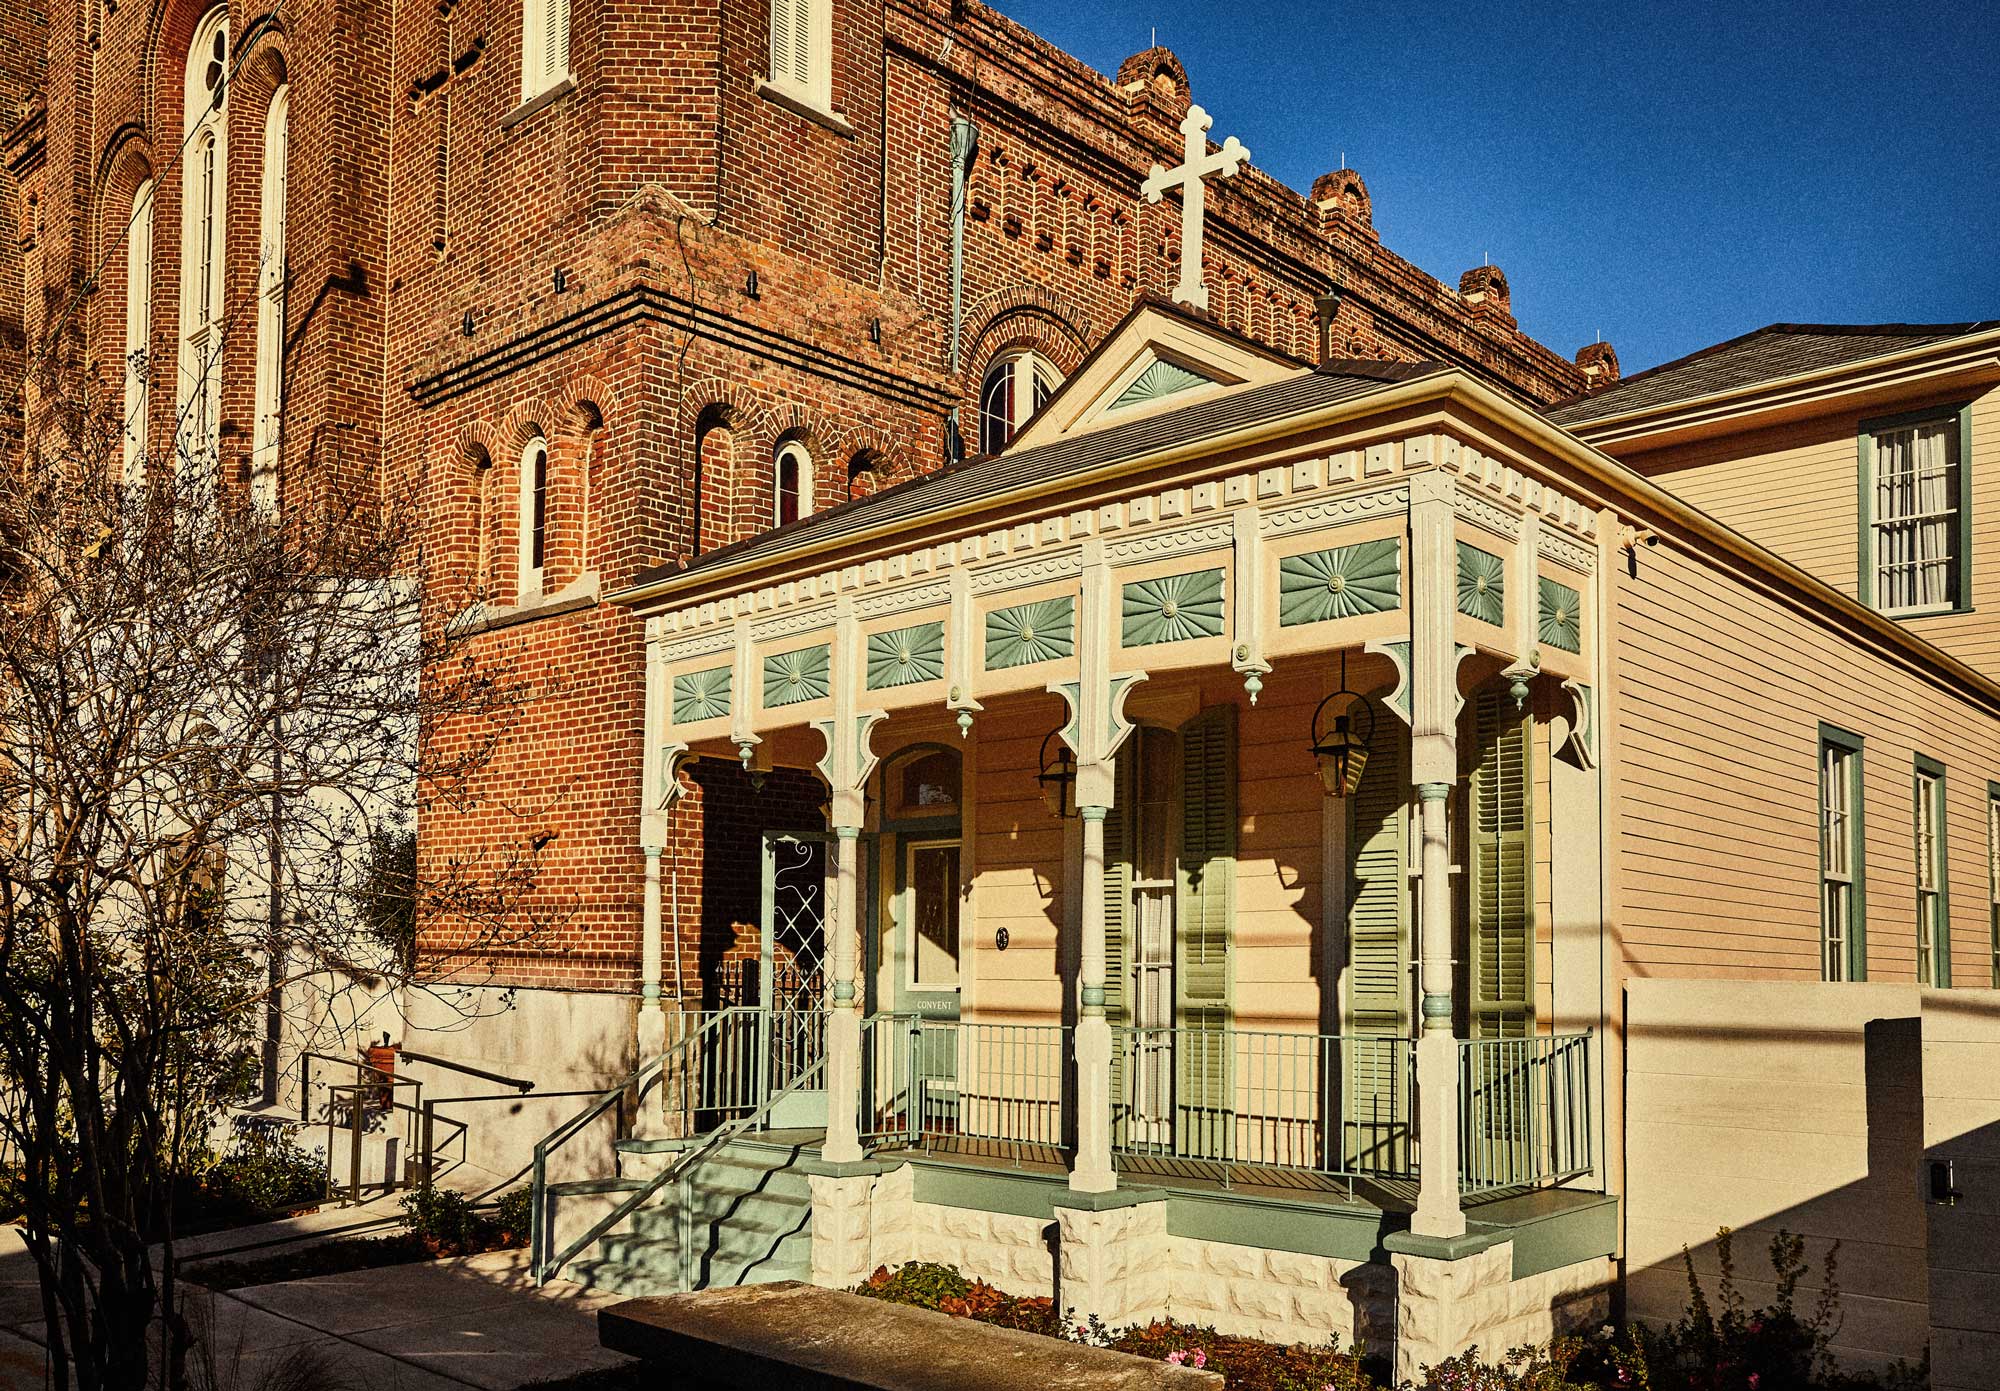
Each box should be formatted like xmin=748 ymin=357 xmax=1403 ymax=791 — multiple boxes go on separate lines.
xmin=561 ymin=1137 xmax=815 ymax=1298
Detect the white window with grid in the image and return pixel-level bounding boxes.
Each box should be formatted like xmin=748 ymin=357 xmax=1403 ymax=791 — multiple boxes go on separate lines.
xmin=1821 ymin=739 xmax=1860 ymax=981
xmin=1872 ymin=417 xmax=1960 ymax=614
xmin=1916 ymin=766 xmax=1945 ymax=985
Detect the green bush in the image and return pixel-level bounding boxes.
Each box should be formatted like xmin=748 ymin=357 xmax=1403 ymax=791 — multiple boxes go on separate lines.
xmin=203 ymin=1126 xmax=330 ymax=1214
xmin=400 ymin=1186 xmax=484 ymax=1250
xmin=493 ymin=1186 xmax=532 ymax=1241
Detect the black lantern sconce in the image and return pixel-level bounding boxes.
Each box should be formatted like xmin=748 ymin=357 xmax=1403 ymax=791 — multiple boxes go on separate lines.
xmin=1037 ymin=728 xmax=1077 ymax=819
xmin=1309 ymin=652 xmax=1376 ymax=799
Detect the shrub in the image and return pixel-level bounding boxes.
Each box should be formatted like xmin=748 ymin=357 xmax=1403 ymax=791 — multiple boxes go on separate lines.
xmin=494 ymin=1186 xmax=532 ymax=1242
xmin=202 ymin=1124 xmax=330 ymax=1215
xmin=400 ymin=1186 xmax=484 ymax=1251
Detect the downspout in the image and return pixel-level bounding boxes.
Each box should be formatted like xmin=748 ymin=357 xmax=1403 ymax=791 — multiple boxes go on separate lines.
xmin=946 ymin=113 xmax=978 ymax=466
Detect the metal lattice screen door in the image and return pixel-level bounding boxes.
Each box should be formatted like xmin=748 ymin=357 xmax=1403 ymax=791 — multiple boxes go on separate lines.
xmin=761 ymin=832 xmax=839 ymax=1128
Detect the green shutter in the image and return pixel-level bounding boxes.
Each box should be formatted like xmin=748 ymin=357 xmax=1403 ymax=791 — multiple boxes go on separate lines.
xmin=1470 ymin=691 xmax=1533 ymax=1038
xmin=1101 ymin=794 xmax=1131 ymax=1104
xmin=1177 ymin=707 xmax=1236 ymax=1156
xmin=1345 ymin=721 xmax=1410 ymax=1170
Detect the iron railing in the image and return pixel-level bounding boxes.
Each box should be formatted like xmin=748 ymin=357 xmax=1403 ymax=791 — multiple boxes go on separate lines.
xmin=1110 ymin=1025 xmax=1417 ymax=1183
xmin=860 ymin=1015 xmax=1070 ymax=1163
xmin=1457 ymin=1031 xmax=1594 ymax=1195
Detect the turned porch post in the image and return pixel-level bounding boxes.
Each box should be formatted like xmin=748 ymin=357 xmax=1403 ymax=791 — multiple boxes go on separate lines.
xmin=1408 ymin=471 xmax=1467 ymax=1240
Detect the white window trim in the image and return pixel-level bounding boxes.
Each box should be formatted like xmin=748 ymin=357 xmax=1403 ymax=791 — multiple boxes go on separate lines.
xmin=774 ymin=440 xmax=813 ymax=527
xmin=123 ymin=178 xmax=154 ymax=489
xmin=520 ymin=0 xmax=571 ymax=101
xmin=176 ymin=6 xmax=229 ymax=484
xmin=1987 ymin=788 xmax=2000 ymax=989
xmin=763 ymin=0 xmax=834 ymax=115
xmin=518 ymin=436 xmax=548 ymax=598
xmin=1821 ymin=741 xmax=1853 ymax=981
xmin=251 ymin=85 xmax=288 ymax=520
xmin=978 ymin=350 xmax=1058 ymax=455
xmin=1916 ymin=764 xmax=1946 ymax=986
xmin=1866 ymin=411 xmax=1965 ymax=618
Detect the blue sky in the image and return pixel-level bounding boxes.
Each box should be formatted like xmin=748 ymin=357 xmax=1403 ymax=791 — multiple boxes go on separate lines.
xmin=993 ymin=0 xmax=2000 ymax=373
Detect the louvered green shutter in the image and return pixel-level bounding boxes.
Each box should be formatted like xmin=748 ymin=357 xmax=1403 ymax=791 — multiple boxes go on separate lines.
xmin=1471 ymin=691 xmax=1533 ymax=1038
xmin=1177 ymin=706 xmax=1236 ymax=1157
xmin=1346 ymin=723 xmax=1410 ymax=1171
xmin=1101 ymin=795 xmax=1131 ymax=1107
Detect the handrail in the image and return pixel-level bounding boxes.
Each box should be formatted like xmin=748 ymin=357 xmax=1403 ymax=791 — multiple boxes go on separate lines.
xmin=398 ymin=1049 xmax=535 ymax=1092
xmin=1457 ymin=1029 xmax=1595 ymax=1195
xmin=538 ymin=1049 xmax=830 ymax=1287
xmin=527 ymin=1006 xmax=759 ymax=1280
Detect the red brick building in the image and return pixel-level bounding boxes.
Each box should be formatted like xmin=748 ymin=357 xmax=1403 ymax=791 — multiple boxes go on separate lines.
xmin=2 ymin=0 xmax=1606 ymax=1085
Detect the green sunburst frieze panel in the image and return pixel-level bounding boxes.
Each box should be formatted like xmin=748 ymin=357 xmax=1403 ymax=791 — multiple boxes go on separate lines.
xmin=763 ymin=644 xmax=832 ymax=707
xmin=985 ymin=596 xmax=1075 ymax=670
xmin=866 ymin=621 xmax=946 ymax=689
xmin=671 ymin=665 xmax=732 ymax=723
xmin=1538 ymin=576 xmax=1582 ymax=653
xmin=1277 ymin=538 xmax=1402 ymax=626
xmin=1109 ymin=358 xmax=1215 ymax=411
xmin=1122 ymin=569 xmax=1226 ymax=646
xmin=1457 ymin=543 xmax=1506 ymax=626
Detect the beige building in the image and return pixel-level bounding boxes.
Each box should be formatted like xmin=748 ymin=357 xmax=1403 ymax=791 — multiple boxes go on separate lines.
xmin=505 ymin=302 xmax=2000 ymax=1383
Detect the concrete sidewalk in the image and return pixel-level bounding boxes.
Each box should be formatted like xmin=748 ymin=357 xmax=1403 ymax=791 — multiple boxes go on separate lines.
xmin=1 ymin=1225 xmax=633 ymax=1391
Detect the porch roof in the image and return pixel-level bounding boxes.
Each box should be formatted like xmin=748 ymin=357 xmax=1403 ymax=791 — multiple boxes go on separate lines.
xmin=627 ymin=359 xmax=1446 ymax=591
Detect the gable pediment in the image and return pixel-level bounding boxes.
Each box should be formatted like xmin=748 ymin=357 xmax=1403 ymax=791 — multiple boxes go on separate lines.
xmin=1007 ymin=300 xmax=1301 ymax=451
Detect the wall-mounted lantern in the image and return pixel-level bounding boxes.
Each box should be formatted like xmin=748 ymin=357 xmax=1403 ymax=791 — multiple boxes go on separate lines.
xmin=1309 ymin=653 xmax=1375 ymax=799
xmin=1037 ymin=728 xmax=1077 ymax=819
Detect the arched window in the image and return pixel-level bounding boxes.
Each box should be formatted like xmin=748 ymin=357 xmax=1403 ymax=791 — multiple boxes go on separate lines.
xmin=251 ymin=85 xmax=287 ymax=518
xmin=177 ymin=7 xmax=229 ymax=481
xmin=774 ymin=439 xmax=812 ymax=527
xmin=518 ymin=434 xmax=548 ymax=597
xmin=846 ymin=452 xmax=879 ymax=501
xmin=522 ymin=0 xmax=570 ymax=99
xmin=978 ymin=350 xmax=1057 ymax=455
xmin=123 ymin=178 xmax=154 ymax=488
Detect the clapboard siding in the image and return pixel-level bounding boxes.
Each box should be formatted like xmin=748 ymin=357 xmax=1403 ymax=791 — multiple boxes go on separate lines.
xmin=1615 ymin=527 xmax=2000 ymax=986
xmin=1627 ymin=385 xmax=2000 ymax=680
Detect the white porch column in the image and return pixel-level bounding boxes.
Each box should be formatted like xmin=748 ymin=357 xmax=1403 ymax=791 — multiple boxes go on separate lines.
xmin=1408 ymin=471 xmax=1466 ymax=1240
xmin=1072 ymin=784 xmax=1115 ymax=1192
xmin=816 ymin=598 xmax=882 ymax=1166
xmin=821 ymin=822 xmax=865 ymax=1163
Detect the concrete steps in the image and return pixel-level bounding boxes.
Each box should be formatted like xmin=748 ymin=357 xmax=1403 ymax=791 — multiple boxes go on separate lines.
xmin=555 ymin=1136 xmax=815 ymax=1297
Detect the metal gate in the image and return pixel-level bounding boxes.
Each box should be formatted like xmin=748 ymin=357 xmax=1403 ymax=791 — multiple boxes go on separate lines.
xmin=760 ymin=833 xmax=836 ymax=1126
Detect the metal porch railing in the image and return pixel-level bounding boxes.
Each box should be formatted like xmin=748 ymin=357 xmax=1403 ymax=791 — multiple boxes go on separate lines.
xmin=1457 ymin=1031 xmax=1595 ymax=1195
xmin=860 ymin=1015 xmax=1070 ymax=1164
xmin=1110 ymin=1025 xmax=1417 ymax=1185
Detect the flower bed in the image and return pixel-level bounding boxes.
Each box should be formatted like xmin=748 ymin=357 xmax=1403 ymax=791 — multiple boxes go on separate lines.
xmin=185 ymin=1185 xmax=531 ymax=1291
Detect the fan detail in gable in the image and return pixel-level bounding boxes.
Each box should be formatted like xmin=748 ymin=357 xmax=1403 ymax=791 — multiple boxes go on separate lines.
xmin=1108 ymin=358 xmax=1217 ymax=412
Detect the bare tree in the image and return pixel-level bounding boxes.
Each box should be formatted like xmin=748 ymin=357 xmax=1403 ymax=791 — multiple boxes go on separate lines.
xmin=0 ymin=341 xmax=565 ymax=1388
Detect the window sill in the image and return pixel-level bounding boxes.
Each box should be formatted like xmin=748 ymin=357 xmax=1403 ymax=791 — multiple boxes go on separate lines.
xmin=754 ymin=78 xmax=854 ymax=137
xmin=456 ymin=571 xmax=599 ymax=633
xmin=502 ymin=76 xmax=576 ymax=131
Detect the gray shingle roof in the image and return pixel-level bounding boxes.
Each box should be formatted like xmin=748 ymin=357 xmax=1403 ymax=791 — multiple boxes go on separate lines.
xmin=635 ymin=360 xmax=1444 ymax=591
xmin=1547 ymin=322 xmax=1992 ymax=427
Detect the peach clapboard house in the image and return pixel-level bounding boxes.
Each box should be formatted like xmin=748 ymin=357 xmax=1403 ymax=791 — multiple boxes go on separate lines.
xmin=529 ymin=304 xmax=2000 ymax=1385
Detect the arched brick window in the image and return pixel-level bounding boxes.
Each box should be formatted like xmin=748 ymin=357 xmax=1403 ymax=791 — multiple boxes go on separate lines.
xmin=177 ymin=5 xmax=229 ymax=480
xmin=123 ymin=178 xmax=154 ymax=487
xmin=978 ymin=350 xmax=1057 ymax=455
xmin=518 ymin=433 xmax=548 ymax=598
xmin=774 ymin=438 xmax=813 ymax=527
xmin=251 ymin=84 xmax=287 ymax=518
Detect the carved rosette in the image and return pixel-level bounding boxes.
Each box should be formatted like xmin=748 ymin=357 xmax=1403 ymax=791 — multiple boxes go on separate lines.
xmin=763 ymin=644 xmax=832 ymax=707
xmin=671 ymin=665 xmax=731 ymax=723
xmin=985 ymin=596 xmax=1076 ymax=669
xmin=1456 ymin=542 xmax=1505 ymax=625
xmin=1278 ymin=538 xmax=1401 ymax=625
xmin=864 ymin=621 xmax=946 ymax=689
xmin=1537 ymin=576 xmax=1582 ymax=653
xmin=1120 ymin=568 xmax=1225 ymax=646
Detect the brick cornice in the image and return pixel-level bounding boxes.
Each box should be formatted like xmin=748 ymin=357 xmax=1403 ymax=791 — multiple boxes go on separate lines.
xmin=405 ymin=284 xmax=959 ymax=414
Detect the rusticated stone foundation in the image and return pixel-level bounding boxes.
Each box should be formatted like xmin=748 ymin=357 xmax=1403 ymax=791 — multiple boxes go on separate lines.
xmin=1393 ymin=1243 xmax=1613 ymax=1383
